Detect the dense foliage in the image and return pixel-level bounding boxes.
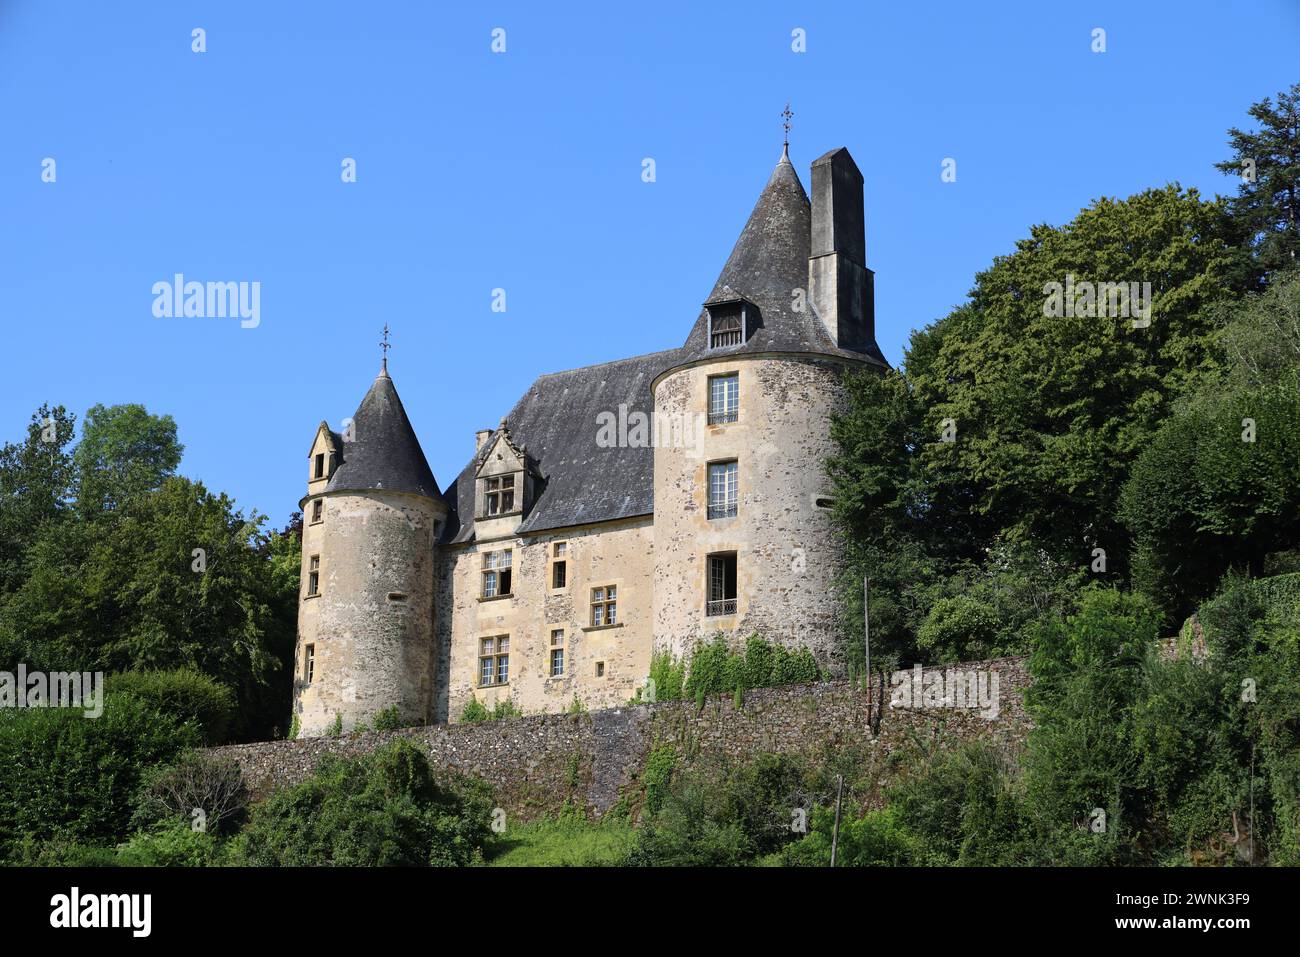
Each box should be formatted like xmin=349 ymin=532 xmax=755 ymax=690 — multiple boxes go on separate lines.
xmin=229 ymin=740 xmax=493 ymax=866
xmin=0 ymin=404 xmax=299 ymax=741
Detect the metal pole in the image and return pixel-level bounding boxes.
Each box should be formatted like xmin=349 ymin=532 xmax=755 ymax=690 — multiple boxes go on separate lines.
xmin=829 ymin=773 xmax=844 ymax=867
xmin=863 ymin=577 xmax=871 ymax=712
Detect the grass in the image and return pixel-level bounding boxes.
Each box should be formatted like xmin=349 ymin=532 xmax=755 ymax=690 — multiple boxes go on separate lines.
xmin=485 ymin=809 xmax=635 ymax=867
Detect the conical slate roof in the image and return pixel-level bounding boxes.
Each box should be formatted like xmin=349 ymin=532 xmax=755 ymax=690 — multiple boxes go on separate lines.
xmin=326 ymin=367 xmax=440 ymax=499
xmin=676 ymin=148 xmax=886 ymax=367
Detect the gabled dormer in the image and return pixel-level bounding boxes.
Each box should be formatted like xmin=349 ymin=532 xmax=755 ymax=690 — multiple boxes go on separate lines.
xmin=473 ymin=419 xmax=536 ymax=532
xmin=307 ymin=421 xmax=343 ymax=496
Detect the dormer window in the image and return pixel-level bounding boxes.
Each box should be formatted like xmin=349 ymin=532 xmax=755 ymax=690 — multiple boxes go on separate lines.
xmin=485 ymin=475 xmax=515 ymax=515
xmin=313 ymin=453 xmax=325 ymax=479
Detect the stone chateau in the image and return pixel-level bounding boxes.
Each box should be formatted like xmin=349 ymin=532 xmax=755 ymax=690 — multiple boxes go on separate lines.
xmin=292 ymin=143 xmax=887 ymax=736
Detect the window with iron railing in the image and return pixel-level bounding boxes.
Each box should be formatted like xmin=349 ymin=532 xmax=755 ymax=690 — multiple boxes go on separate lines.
xmin=708 ymin=373 xmax=739 ymax=425
xmin=707 ymin=461 xmax=738 ymax=519
xmin=707 ymin=553 xmax=737 ymax=616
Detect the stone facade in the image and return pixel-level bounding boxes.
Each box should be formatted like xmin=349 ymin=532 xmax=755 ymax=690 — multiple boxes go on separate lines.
xmin=652 ymin=355 xmax=849 ymax=663
xmin=289 ymin=143 xmax=892 ymax=736
xmin=434 ymin=517 xmax=656 ymax=724
xmin=294 ymin=488 xmax=443 ymax=736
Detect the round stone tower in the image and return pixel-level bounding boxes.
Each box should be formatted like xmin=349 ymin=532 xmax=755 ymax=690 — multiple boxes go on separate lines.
xmin=292 ymin=359 xmax=445 ymax=736
xmin=651 ymin=144 xmax=887 ymax=671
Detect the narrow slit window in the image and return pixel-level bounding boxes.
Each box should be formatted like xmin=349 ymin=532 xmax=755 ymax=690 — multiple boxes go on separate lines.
xmin=552 ymin=541 xmax=568 ymax=589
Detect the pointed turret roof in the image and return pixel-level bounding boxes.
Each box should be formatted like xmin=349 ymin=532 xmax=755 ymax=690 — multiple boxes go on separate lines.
xmin=326 ymin=367 xmax=439 ymax=499
xmin=675 ymin=149 xmax=886 ymax=367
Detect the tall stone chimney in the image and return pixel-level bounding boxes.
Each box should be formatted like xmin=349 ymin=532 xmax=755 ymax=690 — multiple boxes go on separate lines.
xmin=808 ymin=148 xmax=875 ymax=351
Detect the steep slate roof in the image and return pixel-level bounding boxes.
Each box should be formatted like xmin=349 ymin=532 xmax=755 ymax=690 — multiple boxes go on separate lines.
xmin=678 ymin=148 xmax=888 ymax=367
xmin=327 ymin=368 xmax=440 ymax=499
xmin=436 ymin=148 xmax=886 ymax=544
xmin=441 ymin=348 xmax=681 ymax=543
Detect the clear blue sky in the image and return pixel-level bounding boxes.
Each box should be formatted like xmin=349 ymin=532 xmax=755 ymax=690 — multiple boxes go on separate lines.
xmin=2 ymin=1 xmax=1297 ymax=526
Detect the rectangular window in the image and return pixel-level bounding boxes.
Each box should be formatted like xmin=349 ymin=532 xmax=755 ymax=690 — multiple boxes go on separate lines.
xmin=485 ymin=475 xmax=516 ymax=515
xmin=590 ymin=585 xmax=618 ymax=627
xmin=707 ymin=461 xmax=738 ymax=519
xmin=708 ymin=374 xmax=739 ymax=425
xmin=551 ymin=541 xmax=567 ymax=589
xmin=313 ymin=453 xmax=325 ymax=479
xmin=710 ymin=307 xmax=742 ymax=348
xmin=550 ymin=627 xmax=565 ymax=676
xmin=481 ymin=549 xmax=513 ymax=598
xmin=304 ymin=644 xmax=315 ymax=683
xmin=595 ymin=661 xmax=605 ymax=678
xmin=307 ymin=555 xmax=320 ymax=597
xmin=311 ymin=499 xmax=323 ymax=524
xmin=707 ymin=553 xmax=738 ymax=616
xmin=479 ymin=635 xmax=510 ymax=686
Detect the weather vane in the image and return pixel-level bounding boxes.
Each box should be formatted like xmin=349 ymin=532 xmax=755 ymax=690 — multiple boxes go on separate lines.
xmin=782 ymin=102 xmax=794 ymax=147
xmin=380 ymin=323 xmax=391 ymax=372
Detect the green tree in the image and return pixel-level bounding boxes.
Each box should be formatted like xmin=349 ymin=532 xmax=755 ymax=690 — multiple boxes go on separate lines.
xmin=1216 ymin=83 xmax=1300 ymax=278
xmin=73 ymin=403 xmax=183 ymax=515
xmin=0 ymin=405 xmax=76 ymax=596
xmin=0 ymin=476 xmax=297 ymax=741
xmin=1121 ymin=379 xmax=1300 ymax=621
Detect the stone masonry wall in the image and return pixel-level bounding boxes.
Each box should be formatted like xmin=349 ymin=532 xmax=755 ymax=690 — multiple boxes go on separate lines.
xmin=215 ymin=656 xmax=1031 ymax=820
xmin=652 ymin=355 xmax=853 ymax=669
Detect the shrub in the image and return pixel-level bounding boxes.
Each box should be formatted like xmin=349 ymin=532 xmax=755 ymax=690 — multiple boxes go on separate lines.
xmin=109 ymin=669 xmax=237 ymax=745
xmin=0 ymin=693 xmax=199 ymax=860
xmin=229 ymin=739 xmax=493 ymax=866
xmin=131 ymin=750 xmax=249 ymax=836
xmin=646 ymin=650 xmax=685 ymax=702
xmin=460 ymin=697 xmax=490 ymax=723
xmin=626 ymin=753 xmax=810 ymax=865
xmin=116 ymin=821 xmax=224 ymax=867
xmin=640 ymin=744 xmax=676 ymax=818
xmin=372 ymin=705 xmax=404 ymax=731
xmin=775 ymin=804 xmax=922 ymax=867
xmin=917 ymin=595 xmax=1001 ymax=663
